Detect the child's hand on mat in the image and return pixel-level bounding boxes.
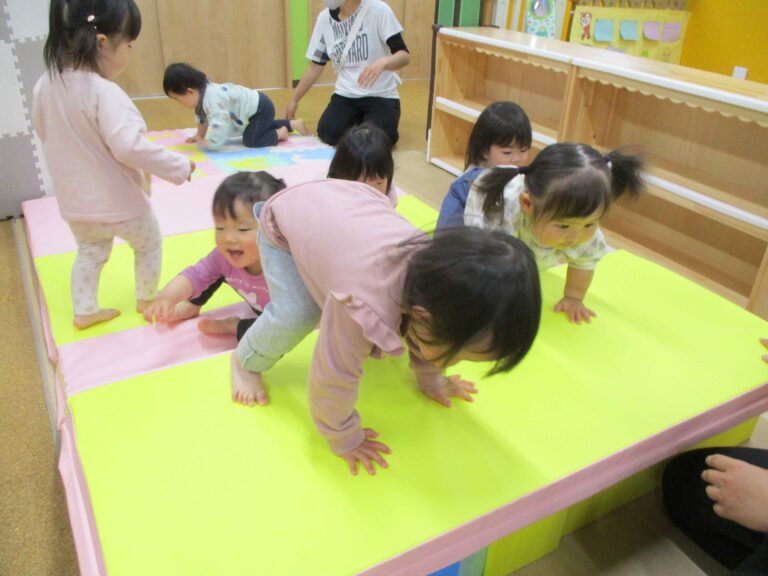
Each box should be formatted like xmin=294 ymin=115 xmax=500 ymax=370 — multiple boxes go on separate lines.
xmin=187 ymin=160 xmax=197 ymax=181
xmin=357 ymin=59 xmax=386 ymax=89
xmin=143 ymin=299 xmax=176 ymax=323
xmin=341 ymin=429 xmax=391 ymax=476
xmin=761 ymin=338 xmax=768 ymax=362
xmin=702 ymin=453 xmax=768 ymax=533
xmin=185 ymin=135 xmax=202 ymax=144
xmin=422 ymin=375 xmax=478 ymax=408
xmin=554 ymin=297 xmax=596 ymax=324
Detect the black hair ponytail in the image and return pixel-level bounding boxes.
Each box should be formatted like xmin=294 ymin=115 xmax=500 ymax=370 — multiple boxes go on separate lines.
xmin=43 ymin=0 xmax=142 ymax=76
xmin=473 ymin=167 xmax=524 ymax=224
xmin=604 ymin=148 xmax=645 ymax=201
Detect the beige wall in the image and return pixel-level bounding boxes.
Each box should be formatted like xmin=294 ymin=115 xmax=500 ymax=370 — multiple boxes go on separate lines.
xmin=118 ymin=0 xmax=434 ymax=97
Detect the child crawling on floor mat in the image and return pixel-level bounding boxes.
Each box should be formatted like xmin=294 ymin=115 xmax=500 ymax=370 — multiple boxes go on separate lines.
xmin=143 ymin=171 xmax=285 ymax=339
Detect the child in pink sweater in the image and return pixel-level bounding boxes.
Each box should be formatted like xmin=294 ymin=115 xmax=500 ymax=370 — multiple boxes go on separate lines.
xmin=143 ymin=172 xmax=285 ymax=338
xmin=231 ymin=179 xmax=542 ymax=475
xmin=33 ymin=0 xmax=195 ymax=329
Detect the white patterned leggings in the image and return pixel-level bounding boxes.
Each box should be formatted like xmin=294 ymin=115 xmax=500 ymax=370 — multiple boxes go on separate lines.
xmin=67 ymin=210 xmax=162 ymax=316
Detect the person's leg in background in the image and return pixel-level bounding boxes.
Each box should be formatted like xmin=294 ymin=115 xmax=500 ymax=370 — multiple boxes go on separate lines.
xmin=359 ymin=96 xmax=401 ymax=145
xmin=317 ymin=94 xmax=362 ymax=146
xmin=243 ymin=93 xmax=282 ymax=148
xmin=662 ymin=447 xmax=768 ymax=574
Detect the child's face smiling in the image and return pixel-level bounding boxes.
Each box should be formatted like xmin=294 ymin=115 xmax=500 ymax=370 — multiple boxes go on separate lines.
xmin=168 ymin=88 xmax=200 ymax=109
xmin=214 ymin=199 xmax=261 ymax=274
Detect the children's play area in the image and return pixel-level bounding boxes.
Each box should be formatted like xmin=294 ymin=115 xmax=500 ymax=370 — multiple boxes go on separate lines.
xmin=2 ymin=1 xmax=767 ymax=575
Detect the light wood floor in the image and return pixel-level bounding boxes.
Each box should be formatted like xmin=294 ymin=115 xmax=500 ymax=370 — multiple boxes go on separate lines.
xmin=2 ymin=78 xmax=762 ymax=576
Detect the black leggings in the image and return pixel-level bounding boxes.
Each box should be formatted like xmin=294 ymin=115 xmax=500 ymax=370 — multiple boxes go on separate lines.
xmin=242 ymin=92 xmax=291 ymax=148
xmin=317 ymin=94 xmax=401 ymax=146
xmin=662 ymin=447 xmax=768 ymax=574
xmin=189 ymin=277 xmax=258 ymax=342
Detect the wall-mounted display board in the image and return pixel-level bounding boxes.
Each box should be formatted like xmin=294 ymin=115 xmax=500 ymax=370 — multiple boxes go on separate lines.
xmin=568 ymin=4 xmax=689 ymax=64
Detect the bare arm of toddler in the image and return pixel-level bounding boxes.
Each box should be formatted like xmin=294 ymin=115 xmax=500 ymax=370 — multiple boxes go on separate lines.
xmin=143 ymin=275 xmax=195 ymax=323
xmin=555 ymin=266 xmax=596 ymax=324
xmin=186 ymin=123 xmax=207 ymax=144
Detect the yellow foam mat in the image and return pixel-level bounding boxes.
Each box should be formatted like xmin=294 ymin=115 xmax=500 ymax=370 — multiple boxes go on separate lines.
xmin=68 ymin=246 xmax=767 ymax=576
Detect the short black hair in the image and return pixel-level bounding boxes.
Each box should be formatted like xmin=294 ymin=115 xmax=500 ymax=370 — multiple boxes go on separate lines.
xmin=328 ymin=123 xmax=394 ymax=192
xmin=163 ymin=62 xmax=208 ymax=96
xmin=402 ymin=227 xmax=541 ymax=374
xmin=465 ymin=101 xmax=532 ymax=169
xmin=44 ymin=0 xmax=142 ymax=75
xmin=212 ymin=171 xmax=287 ymax=220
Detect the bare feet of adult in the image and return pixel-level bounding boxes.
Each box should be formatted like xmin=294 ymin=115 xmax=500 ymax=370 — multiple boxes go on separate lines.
xmin=73 ymin=308 xmax=120 ymax=329
xmin=276 ymin=126 xmax=290 ymax=142
xmin=702 ymin=453 xmax=768 ymax=533
xmin=289 ymin=118 xmax=312 ymax=136
xmin=230 ymin=352 xmax=269 ymax=406
xmin=198 ymin=316 xmax=239 ymax=336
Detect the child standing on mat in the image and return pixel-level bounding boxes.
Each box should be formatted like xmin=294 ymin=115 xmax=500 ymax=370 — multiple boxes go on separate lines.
xmin=33 ymin=0 xmax=196 ymax=329
xmin=231 ymin=179 xmax=542 ymax=475
xmin=163 ymin=62 xmax=311 ymax=150
xmin=437 ymin=101 xmax=532 ymax=230
xmin=464 ymin=142 xmax=644 ymax=324
xmin=143 ymin=172 xmax=286 ymax=340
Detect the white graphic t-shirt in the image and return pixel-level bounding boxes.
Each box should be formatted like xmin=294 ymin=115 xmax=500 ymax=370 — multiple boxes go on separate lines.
xmin=464 ymin=172 xmax=609 ymax=270
xmin=306 ymin=0 xmax=403 ymax=99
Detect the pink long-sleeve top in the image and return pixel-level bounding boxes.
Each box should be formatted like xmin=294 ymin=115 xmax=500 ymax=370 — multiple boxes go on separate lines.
xmin=259 ymin=179 xmax=446 ymax=454
xmin=32 ymin=69 xmax=192 ymax=223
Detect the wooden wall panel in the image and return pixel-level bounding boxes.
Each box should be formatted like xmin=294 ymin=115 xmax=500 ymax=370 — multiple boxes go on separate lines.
xmin=156 ymin=0 xmax=287 ymax=90
xmin=403 ymin=0 xmax=433 ymax=78
xmin=116 ymin=0 xmax=165 ymax=97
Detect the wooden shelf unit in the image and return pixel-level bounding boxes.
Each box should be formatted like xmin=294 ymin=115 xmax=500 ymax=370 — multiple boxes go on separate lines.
xmin=427 ymin=27 xmax=768 ymax=319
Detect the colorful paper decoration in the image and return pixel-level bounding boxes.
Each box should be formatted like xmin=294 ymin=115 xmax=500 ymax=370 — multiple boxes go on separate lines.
xmin=569 ymin=6 xmax=689 ymax=63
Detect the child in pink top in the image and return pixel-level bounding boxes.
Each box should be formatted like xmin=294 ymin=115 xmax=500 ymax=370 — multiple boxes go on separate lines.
xmin=231 ymin=179 xmax=542 ymax=475
xmin=143 ymin=172 xmax=285 ymax=339
xmin=33 ymin=0 xmax=195 ymax=329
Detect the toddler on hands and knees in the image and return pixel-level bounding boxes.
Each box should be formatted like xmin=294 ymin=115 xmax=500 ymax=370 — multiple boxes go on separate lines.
xmin=33 ymin=0 xmax=196 ymax=329
xmin=437 ymin=101 xmax=532 ymax=230
xmin=143 ymin=172 xmax=286 ymax=339
xmin=465 ymin=142 xmax=644 ymax=324
xmin=229 ymin=178 xmax=541 ymax=475
xmin=163 ymin=62 xmax=311 ymax=150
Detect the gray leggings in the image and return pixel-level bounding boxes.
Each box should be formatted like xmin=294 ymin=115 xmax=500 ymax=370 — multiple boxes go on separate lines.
xmin=235 ymin=202 xmax=321 ymax=372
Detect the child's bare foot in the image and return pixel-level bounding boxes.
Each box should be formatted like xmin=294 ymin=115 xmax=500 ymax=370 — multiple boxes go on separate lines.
xmin=73 ymin=308 xmax=120 ymax=330
xmin=289 ymin=118 xmax=312 ymax=136
xmin=276 ymin=126 xmax=290 ymax=142
xmin=230 ymin=352 xmax=269 ymax=406
xmin=198 ymin=316 xmax=239 ymax=336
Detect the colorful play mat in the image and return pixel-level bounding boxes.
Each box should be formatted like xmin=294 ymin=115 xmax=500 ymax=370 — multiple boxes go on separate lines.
xmin=20 ymin=132 xmax=768 ymax=576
